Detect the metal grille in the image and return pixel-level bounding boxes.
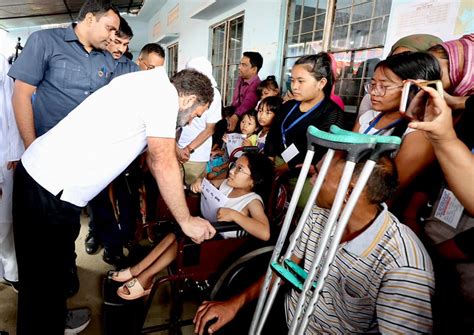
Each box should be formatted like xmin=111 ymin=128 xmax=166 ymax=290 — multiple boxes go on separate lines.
xmin=282 ymin=0 xmax=392 ymax=113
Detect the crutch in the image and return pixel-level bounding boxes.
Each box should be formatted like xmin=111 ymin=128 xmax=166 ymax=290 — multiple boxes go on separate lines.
xmin=288 ymin=125 xmax=401 ymax=334
xmin=250 ymin=126 xmax=379 ymax=334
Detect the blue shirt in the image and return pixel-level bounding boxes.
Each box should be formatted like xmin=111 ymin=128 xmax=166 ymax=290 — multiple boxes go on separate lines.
xmin=111 ymin=55 xmax=139 ymax=79
xmin=8 ymin=25 xmax=115 ymax=136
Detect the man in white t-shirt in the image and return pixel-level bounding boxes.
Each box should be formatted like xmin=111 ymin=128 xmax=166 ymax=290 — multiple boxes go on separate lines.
xmin=12 ymin=67 xmax=216 ymax=333
xmin=177 ymin=57 xmax=222 ymax=185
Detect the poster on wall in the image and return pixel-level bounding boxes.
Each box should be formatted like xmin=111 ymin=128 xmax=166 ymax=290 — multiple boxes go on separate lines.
xmin=383 ymin=0 xmax=473 ymax=57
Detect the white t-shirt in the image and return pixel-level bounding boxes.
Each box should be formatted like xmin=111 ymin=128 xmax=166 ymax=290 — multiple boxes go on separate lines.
xmin=178 ymin=87 xmax=222 ymax=162
xmin=22 ymin=67 xmax=178 ymax=207
xmin=358 ymin=93 xmax=372 ymax=115
xmin=358 ymin=109 xmax=415 ymax=137
xmin=217 ymin=179 xmax=263 ymax=239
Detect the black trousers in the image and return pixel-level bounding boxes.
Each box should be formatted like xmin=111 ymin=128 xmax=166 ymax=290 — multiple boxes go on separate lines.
xmin=12 ymin=162 xmax=82 ymax=334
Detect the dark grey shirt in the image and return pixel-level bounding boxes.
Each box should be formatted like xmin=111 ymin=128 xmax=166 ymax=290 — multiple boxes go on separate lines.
xmin=112 ymin=55 xmax=139 ymax=79
xmin=8 ymin=25 xmax=115 ymax=136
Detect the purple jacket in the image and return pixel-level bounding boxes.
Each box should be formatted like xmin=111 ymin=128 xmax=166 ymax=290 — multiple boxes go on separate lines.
xmin=231 ymin=75 xmax=261 ymax=116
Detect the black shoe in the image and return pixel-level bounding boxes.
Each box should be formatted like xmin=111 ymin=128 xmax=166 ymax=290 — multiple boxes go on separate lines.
xmin=85 ymin=233 xmax=100 ymax=255
xmin=103 ymin=248 xmax=127 ymax=268
xmin=66 ymin=266 xmax=80 ymax=298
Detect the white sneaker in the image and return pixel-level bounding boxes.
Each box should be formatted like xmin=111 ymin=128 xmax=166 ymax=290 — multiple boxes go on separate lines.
xmin=64 ymin=308 xmax=91 ymax=334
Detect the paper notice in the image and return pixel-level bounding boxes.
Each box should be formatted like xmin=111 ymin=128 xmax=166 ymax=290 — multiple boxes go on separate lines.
xmin=434 ymin=188 xmax=464 ymax=229
xmin=200 ymin=178 xmax=229 ymax=223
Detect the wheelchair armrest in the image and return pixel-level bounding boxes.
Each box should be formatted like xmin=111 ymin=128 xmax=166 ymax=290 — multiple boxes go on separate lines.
xmin=241 ymin=146 xmax=259 ymax=153
xmin=211 ymin=221 xmax=243 ymax=233
xmin=229 ymin=146 xmax=259 ymax=161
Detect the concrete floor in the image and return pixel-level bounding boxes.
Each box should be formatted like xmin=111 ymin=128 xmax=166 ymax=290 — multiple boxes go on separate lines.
xmin=0 ymin=215 xmax=198 ymax=334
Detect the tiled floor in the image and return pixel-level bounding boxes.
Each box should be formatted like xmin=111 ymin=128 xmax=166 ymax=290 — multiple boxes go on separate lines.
xmin=0 ymin=215 xmax=198 ymax=334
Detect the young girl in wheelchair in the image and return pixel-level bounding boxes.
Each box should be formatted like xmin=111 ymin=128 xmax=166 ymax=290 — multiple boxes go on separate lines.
xmin=109 ymin=152 xmax=274 ymax=300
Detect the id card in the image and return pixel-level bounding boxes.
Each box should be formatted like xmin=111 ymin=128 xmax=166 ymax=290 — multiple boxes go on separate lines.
xmin=281 ymin=143 xmax=299 ymax=163
xmin=434 ymin=188 xmax=464 ymax=229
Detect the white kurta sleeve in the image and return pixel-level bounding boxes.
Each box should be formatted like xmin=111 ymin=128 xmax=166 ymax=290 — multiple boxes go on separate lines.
xmin=1 ymin=56 xmax=24 ymax=163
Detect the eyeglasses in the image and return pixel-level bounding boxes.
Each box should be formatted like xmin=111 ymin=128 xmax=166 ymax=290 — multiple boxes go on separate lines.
xmin=364 ymin=82 xmax=403 ymax=97
xmin=229 ymin=162 xmax=251 ymax=176
xmin=138 ymin=58 xmax=155 ymax=70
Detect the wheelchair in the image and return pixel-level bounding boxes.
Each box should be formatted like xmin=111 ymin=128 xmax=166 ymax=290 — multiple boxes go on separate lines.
xmin=102 ymin=147 xmax=288 ymax=335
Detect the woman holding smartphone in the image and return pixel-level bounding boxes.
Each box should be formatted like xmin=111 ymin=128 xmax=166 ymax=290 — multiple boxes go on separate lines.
xmin=428 ymin=34 xmax=473 ymax=100
xmin=419 ymin=35 xmax=474 ymax=334
xmin=400 ymin=35 xmax=472 ymax=238
xmin=353 ymin=52 xmax=442 ymax=211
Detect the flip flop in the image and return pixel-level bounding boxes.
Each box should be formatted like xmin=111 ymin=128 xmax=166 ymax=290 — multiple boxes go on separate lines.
xmin=108 ymin=268 xmax=133 ymax=283
xmin=117 ymin=278 xmax=151 ymax=301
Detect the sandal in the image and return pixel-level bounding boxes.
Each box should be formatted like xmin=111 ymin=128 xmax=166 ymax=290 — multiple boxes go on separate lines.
xmin=117 ymin=278 xmax=151 ymax=300
xmin=108 ymin=268 xmax=133 ymax=283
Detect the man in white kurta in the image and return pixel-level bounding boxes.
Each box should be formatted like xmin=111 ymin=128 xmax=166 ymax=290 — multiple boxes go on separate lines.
xmin=0 ymin=54 xmax=23 ymax=286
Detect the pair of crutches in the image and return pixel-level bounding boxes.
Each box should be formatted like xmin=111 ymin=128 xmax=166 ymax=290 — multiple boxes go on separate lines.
xmin=249 ymin=125 xmax=401 ymax=334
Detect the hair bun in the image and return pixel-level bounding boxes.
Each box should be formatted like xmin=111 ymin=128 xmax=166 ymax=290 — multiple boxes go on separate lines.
xmin=266 ymin=75 xmax=276 ymax=80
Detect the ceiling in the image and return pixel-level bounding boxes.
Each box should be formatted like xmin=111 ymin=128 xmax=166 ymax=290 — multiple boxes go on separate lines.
xmin=0 ymin=0 xmax=145 ymax=30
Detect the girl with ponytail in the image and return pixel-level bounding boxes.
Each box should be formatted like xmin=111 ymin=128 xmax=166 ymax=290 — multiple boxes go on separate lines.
xmin=265 ymin=52 xmax=350 ymax=208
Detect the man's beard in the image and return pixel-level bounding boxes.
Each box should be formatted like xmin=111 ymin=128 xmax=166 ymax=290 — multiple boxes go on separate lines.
xmin=176 ymin=104 xmax=197 ymax=128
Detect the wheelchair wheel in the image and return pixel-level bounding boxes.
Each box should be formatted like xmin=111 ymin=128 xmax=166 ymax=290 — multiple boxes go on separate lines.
xmin=210 ymin=246 xmax=273 ymax=300
xmin=209 ymin=246 xmax=288 ymax=335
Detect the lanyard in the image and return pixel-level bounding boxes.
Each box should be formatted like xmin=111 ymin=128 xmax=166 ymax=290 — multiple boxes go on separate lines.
xmin=281 ymin=100 xmax=323 ymax=148
xmin=363 ymin=113 xmax=403 ymax=135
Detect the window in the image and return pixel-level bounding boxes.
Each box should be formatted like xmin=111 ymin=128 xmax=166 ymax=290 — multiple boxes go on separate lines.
xmin=283 ymin=0 xmax=392 ymax=112
xmin=331 ymin=0 xmax=392 ymax=112
xmin=211 ymin=14 xmax=244 ymax=105
xmin=282 ymin=0 xmax=329 ymax=98
xmin=167 ymin=43 xmax=178 ymax=77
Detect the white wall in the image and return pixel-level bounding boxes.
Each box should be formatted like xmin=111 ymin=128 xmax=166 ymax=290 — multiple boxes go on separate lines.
xmin=121 ymin=17 xmax=148 ymax=58
xmin=1 ymin=0 xmax=286 ymax=77
xmin=146 ymin=0 xmax=285 ymax=79
xmin=147 ymin=0 xmax=210 ymax=69
xmin=0 ymin=26 xmax=43 ymax=59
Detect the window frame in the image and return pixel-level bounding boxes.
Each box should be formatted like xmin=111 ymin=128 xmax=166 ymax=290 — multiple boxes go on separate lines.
xmin=167 ymin=42 xmax=179 ymax=78
xmin=211 ymin=12 xmax=245 ymax=106
xmin=282 ymin=0 xmax=393 ymax=113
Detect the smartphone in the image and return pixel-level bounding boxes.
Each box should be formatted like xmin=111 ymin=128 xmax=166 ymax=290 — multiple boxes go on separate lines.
xmin=285 ymin=80 xmax=293 ymax=94
xmin=399 ymin=80 xmax=444 ymax=121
